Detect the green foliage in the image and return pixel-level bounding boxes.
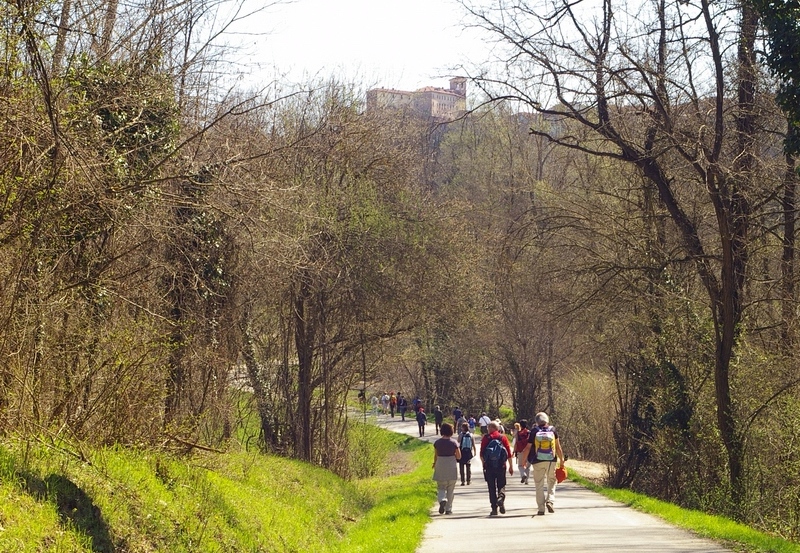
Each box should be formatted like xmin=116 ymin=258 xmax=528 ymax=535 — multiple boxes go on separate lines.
xmin=751 ymin=0 xmax=800 ymax=154
xmin=66 ymin=53 xmax=179 ymax=178
xmin=347 ymin=420 xmax=393 ymax=479
xmin=498 ymin=405 xmax=515 ymax=425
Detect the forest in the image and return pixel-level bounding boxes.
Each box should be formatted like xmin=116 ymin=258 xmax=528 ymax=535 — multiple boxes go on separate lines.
xmin=2 ymin=0 xmax=800 ymax=541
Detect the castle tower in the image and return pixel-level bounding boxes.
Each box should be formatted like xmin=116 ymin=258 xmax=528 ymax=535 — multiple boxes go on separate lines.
xmin=449 ymin=77 xmax=467 ymax=96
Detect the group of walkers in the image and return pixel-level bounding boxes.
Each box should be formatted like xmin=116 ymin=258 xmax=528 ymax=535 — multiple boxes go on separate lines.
xmin=372 ymin=393 xmax=565 ymax=516
xmin=373 ymin=392 xmax=441 ymax=435
xmin=432 ymin=411 xmax=565 ymax=517
xmin=375 ymin=392 xmax=421 ymax=421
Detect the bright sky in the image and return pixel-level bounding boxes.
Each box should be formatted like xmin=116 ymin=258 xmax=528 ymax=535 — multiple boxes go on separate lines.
xmin=232 ymin=0 xmax=488 ymax=92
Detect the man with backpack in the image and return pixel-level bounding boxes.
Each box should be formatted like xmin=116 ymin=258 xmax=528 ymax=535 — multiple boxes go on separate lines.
xmin=522 ymin=412 xmax=565 ymax=516
xmin=480 ymin=421 xmax=513 ymax=516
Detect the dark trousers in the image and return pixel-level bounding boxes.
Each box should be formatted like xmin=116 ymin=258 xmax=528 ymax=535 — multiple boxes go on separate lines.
xmin=390 ymin=405 xmax=395 ymax=417
xmin=400 ymin=407 xmax=407 ymax=420
xmin=459 ymin=462 xmax=472 ymax=484
xmin=484 ymin=467 xmax=507 ymax=508
xmin=418 ymin=423 xmax=425 ymax=436
xmin=435 ymin=421 xmax=441 ymax=434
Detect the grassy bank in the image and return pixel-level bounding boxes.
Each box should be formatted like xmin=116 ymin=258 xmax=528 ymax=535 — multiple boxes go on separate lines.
xmin=568 ymin=469 xmax=800 ymax=553
xmin=0 ymin=426 xmax=433 ymax=552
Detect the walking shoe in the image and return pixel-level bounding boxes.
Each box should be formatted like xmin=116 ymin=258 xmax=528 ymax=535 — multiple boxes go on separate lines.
xmin=445 ymin=510 xmax=452 ymax=515
xmin=546 ymin=501 xmax=554 ymax=513
xmin=439 ymin=501 xmax=446 ymax=514
xmin=490 ymin=508 xmax=498 ymax=516
xmin=537 ymin=510 xmax=545 ymax=516
xmin=460 ymin=482 xmax=465 ymax=486
xmin=499 ymin=502 xmax=506 ymax=514
xmin=467 ymin=480 xmax=471 ymax=485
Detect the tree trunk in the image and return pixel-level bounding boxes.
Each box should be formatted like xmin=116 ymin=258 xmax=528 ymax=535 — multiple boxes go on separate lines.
xmin=782 ymin=147 xmax=797 ymax=348
xmin=239 ymin=309 xmax=275 ymax=450
xmin=293 ymin=278 xmax=315 ymax=461
xmin=51 ymin=0 xmax=72 ymax=73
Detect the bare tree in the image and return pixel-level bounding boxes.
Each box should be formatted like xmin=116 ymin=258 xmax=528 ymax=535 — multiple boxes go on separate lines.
xmin=460 ymin=0 xmax=786 ymax=510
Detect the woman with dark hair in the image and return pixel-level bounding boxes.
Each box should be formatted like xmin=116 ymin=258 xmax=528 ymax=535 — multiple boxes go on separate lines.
xmin=512 ymin=419 xmax=530 ymax=484
xmin=457 ymin=421 xmax=476 ymax=485
xmin=432 ymin=422 xmax=461 ymax=514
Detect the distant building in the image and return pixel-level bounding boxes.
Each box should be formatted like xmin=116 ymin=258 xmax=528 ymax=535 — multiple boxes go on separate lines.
xmin=366 ymin=77 xmax=467 ymax=120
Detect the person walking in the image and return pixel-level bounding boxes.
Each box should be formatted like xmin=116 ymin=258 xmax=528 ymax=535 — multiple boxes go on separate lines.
xmin=478 ymin=412 xmax=492 ymax=435
xmin=522 ymin=412 xmax=565 ymax=516
xmin=433 ymin=405 xmax=444 ymax=435
xmin=457 ymin=421 xmax=476 ymax=485
xmin=416 ymin=407 xmax=428 ymax=437
xmin=398 ymin=394 xmax=408 ymax=421
xmin=512 ymin=420 xmax=531 ymax=484
xmin=381 ymin=392 xmax=390 ymax=414
xmin=452 ymin=406 xmax=463 ymax=425
xmin=480 ymin=421 xmax=513 ymax=516
xmin=456 ymin=412 xmax=468 ymax=432
xmin=389 ymin=393 xmax=397 ymax=417
xmin=432 ymin=423 xmax=461 ymax=515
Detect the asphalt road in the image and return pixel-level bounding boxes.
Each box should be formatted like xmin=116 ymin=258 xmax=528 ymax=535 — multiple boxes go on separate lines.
xmin=376 ymin=413 xmax=731 ymax=553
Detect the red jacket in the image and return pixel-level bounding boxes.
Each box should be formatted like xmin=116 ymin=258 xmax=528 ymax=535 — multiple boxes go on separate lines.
xmin=480 ymin=430 xmax=513 ymax=464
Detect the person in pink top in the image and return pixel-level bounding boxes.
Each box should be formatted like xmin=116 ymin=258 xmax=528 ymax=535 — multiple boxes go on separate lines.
xmin=480 ymin=421 xmax=513 ymax=515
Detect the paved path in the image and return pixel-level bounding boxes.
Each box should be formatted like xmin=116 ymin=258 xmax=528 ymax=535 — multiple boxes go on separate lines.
xmin=376 ymin=414 xmax=731 ymax=553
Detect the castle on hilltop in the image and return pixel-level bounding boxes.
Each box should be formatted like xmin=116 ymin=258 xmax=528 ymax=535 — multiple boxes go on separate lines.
xmin=366 ymin=77 xmax=467 ymax=120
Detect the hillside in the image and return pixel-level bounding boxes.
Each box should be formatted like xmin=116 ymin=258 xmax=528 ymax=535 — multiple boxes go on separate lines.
xmin=0 ymin=428 xmax=433 ymax=552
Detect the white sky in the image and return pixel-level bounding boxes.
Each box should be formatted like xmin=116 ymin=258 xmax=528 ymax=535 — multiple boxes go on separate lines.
xmin=230 ymin=0 xmax=489 ymax=92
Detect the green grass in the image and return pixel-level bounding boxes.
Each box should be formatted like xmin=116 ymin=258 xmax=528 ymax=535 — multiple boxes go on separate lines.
xmin=568 ymin=469 xmax=800 ymax=553
xmin=4 ymin=425 xmax=799 ymax=553
xmin=0 ymin=427 xmax=434 ymax=553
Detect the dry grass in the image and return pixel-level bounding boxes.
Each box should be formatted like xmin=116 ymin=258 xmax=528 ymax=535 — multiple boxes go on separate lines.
xmin=566 ymin=459 xmax=609 ymax=483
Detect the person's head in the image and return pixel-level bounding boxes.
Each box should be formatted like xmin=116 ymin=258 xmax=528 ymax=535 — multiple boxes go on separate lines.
xmin=514 ymin=422 xmax=521 ymax=431
xmin=535 ymin=412 xmax=550 ymax=426
xmin=481 ymin=412 xmax=487 ymax=417
xmin=461 ymin=422 xmax=469 ymax=432
xmin=436 ymin=405 xmax=440 ymax=410
xmin=487 ymin=421 xmax=499 ymax=433
xmin=520 ymin=419 xmax=528 ymax=429
xmin=441 ymin=423 xmax=454 ymax=437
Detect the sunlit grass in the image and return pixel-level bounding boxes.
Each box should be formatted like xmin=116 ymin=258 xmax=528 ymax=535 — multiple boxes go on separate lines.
xmin=332 ymin=434 xmax=435 ymax=553
xmin=0 ymin=426 xmax=432 ymax=552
